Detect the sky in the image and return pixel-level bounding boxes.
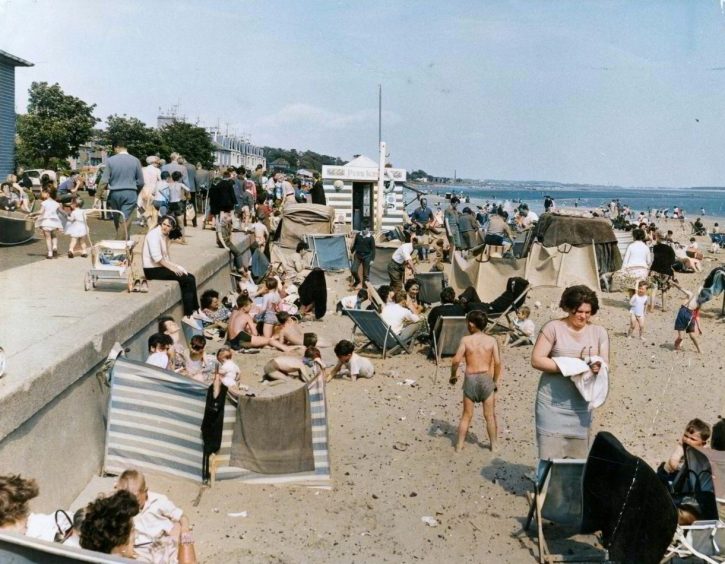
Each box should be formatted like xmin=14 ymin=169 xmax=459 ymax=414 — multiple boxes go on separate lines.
xmin=2 ymin=0 xmax=725 ymax=187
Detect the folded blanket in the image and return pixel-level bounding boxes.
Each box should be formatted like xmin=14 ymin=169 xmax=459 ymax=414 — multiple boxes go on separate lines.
xmin=552 ymin=355 xmax=609 ymax=409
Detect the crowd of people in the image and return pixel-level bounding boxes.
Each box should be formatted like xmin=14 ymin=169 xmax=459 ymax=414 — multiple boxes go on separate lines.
xmin=5 ymin=144 xmax=725 ymax=560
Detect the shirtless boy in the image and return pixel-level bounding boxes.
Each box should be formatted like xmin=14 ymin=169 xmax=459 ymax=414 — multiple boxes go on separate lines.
xmin=226 ymin=295 xmax=286 ymax=351
xmin=450 ymin=310 xmax=502 ymax=452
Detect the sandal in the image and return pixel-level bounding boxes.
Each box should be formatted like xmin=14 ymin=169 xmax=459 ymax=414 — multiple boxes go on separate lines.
xmin=140 ymin=281 xmax=149 ymax=293
xmin=81 ymin=252 xmax=88 ymax=258
xmin=68 ymin=251 xmax=74 ymax=259
xmin=132 ymin=280 xmax=141 ymax=293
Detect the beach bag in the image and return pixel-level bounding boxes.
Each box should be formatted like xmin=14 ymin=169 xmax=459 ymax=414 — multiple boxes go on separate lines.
xmin=186 ymin=202 xmax=196 ymax=221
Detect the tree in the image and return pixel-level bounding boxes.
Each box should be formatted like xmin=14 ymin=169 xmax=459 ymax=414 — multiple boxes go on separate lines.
xmin=15 ymin=82 xmax=99 ymax=168
xmin=100 ymin=114 xmax=163 ymax=159
xmin=159 ymin=121 xmax=215 ymax=168
xmin=409 ymin=169 xmax=429 ymax=180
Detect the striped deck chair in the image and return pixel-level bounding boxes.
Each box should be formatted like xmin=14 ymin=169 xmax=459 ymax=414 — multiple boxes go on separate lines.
xmin=0 ymin=531 xmax=134 ymax=563
xmin=345 ymin=309 xmax=418 ymax=358
xmin=431 ymin=316 xmax=468 ymax=382
xmin=415 ymin=271 xmax=445 ymax=305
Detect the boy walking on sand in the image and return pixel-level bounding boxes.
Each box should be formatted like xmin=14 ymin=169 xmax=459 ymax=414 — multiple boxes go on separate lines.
xmin=627 ymin=281 xmax=649 ymax=339
xmin=450 ymin=310 xmax=502 ymax=452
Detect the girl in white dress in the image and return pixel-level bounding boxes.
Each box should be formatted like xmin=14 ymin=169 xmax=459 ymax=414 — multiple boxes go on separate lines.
xmin=64 ymin=198 xmax=89 ymax=258
xmin=36 ymin=187 xmax=63 ymax=259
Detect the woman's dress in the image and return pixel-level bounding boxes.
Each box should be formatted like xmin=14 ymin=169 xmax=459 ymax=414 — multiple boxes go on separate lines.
xmin=535 ymin=319 xmax=608 ymax=460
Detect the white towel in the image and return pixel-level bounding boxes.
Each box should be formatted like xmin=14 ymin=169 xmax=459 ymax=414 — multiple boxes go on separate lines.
xmin=552 ymin=355 xmax=609 ymax=410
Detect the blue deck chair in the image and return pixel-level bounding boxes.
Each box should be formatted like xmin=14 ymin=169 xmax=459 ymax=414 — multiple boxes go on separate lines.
xmin=431 ymin=316 xmax=467 ymax=382
xmin=345 ymin=309 xmax=417 ymax=358
xmin=415 ymin=271 xmax=445 ymax=305
xmin=0 ymin=530 xmax=133 ymax=563
xmin=710 ymin=233 xmax=725 ymax=249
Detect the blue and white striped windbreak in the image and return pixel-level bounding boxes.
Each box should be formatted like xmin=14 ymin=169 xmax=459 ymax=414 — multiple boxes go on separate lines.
xmin=103 ymin=358 xmax=330 ymax=487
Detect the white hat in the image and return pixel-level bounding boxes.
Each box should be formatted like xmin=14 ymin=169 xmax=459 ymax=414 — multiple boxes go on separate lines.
xmin=146 ymin=156 xmax=159 ymax=165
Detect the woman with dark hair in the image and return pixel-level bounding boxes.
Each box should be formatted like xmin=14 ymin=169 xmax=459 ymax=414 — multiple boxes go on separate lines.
xmin=79 ymin=490 xmax=139 ymax=557
xmin=531 ymin=285 xmax=609 ymax=461
xmin=142 ymin=215 xmax=200 ymax=316
xmin=0 ymin=475 xmax=39 ymax=534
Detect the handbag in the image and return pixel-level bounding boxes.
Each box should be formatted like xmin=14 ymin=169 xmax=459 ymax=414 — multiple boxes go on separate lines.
xmin=186 ymin=203 xmax=196 ymax=221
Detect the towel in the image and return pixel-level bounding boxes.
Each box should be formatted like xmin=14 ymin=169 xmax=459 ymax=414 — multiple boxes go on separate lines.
xmin=552 ymin=355 xmax=609 ymax=409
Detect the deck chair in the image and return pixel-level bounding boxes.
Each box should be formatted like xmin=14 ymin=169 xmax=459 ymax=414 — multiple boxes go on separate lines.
xmin=431 ymin=316 xmax=467 ymax=382
xmin=483 ymin=278 xmax=531 ymax=336
xmin=415 ymin=271 xmax=445 ymax=305
xmin=182 ymin=316 xmax=204 ymax=345
xmin=524 ymin=459 xmax=601 ymax=563
xmin=663 ymin=447 xmax=725 ymax=563
xmin=366 ymin=281 xmax=385 ymax=313
xmin=345 ymin=309 xmax=418 ymax=358
xmin=0 ymin=530 xmax=134 ymax=562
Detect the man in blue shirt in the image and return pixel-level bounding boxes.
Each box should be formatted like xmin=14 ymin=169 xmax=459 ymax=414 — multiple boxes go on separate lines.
xmin=57 ymin=171 xmax=81 ymax=203
xmin=410 ymin=198 xmax=434 ymax=229
xmin=99 ymin=140 xmax=144 ymax=237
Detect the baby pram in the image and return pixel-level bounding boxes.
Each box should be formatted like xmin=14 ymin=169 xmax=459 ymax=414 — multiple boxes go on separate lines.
xmin=84 ymin=210 xmax=138 ymax=292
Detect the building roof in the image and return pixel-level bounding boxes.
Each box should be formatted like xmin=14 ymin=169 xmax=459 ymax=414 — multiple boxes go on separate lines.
xmin=0 ymin=49 xmax=33 ymax=67
xmin=345 ymin=155 xmax=378 ymax=168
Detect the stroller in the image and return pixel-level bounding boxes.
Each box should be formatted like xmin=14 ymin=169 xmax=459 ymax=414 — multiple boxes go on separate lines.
xmin=83 ymin=210 xmax=139 ymax=292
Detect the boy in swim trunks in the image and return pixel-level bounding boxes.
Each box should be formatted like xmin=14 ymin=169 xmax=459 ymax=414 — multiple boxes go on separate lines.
xmin=450 ymin=310 xmax=502 ymax=452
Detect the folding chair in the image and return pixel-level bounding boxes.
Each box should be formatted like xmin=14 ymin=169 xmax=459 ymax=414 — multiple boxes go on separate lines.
xmin=415 ymin=271 xmax=445 ymax=305
xmin=345 ymin=309 xmax=418 ymax=358
xmin=524 ymin=459 xmax=602 ymax=563
xmin=0 ymin=530 xmax=134 ymax=562
xmin=431 ymin=316 xmax=468 ymax=382
xmin=182 ymin=316 xmax=204 ymax=346
xmin=663 ymin=447 xmax=725 ymax=563
xmin=366 ymin=282 xmax=385 ymax=313
xmin=485 ymin=284 xmax=531 ymax=336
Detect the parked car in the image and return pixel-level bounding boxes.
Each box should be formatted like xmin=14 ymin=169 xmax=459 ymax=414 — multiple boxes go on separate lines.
xmin=21 ymin=169 xmax=57 ymax=195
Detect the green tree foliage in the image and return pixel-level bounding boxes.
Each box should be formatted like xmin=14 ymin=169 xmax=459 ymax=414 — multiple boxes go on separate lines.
xmin=15 ymin=82 xmax=99 ymax=168
xmin=262 ymin=147 xmax=344 ymax=172
xmin=100 ymin=115 xmax=163 ymax=159
xmin=159 ymin=121 xmax=215 ymax=168
xmin=409 ymin=169 xmax=429 ymax=180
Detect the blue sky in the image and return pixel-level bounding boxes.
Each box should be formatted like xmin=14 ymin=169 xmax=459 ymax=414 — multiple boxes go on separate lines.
xmin=2 ymin=0 xmax=725 ymax=186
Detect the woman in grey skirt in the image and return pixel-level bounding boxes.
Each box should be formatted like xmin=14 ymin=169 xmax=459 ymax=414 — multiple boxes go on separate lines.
xmin=531 ymin=285 xmax=609 ymax=460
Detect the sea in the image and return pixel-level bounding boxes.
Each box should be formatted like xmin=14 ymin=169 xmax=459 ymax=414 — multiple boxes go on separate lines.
xmin=423 ymin=184 xmax=725 ymax=218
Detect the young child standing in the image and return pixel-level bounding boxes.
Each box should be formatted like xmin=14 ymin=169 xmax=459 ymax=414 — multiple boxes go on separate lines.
xmin=627 ymin=281 xmax=649 ymax=339
xmin=36 ymin=186 xmax=64 ymax=259
xmin=449 ymin=310 xmax=502 ymax=452
xmin=64 ymin=198 xmax=89 ymax=258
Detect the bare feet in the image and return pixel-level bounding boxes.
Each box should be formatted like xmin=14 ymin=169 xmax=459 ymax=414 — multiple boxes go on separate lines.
xmin=455 ymin=444 xmax=464 ymax=452
xmin=674 ymin=337 xmax=682 ymax=350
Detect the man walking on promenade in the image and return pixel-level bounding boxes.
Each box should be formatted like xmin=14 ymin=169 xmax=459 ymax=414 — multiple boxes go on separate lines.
xmin=99 ymin=140 xmax=144 ymax=238
xmin=181 ymin=157 xmax=198 ymax=227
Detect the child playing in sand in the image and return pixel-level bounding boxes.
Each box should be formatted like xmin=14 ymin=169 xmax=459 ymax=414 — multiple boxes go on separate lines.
xmin=449 ymin=310 xmax=502 ymax=452
xmin=507 ymin=305 xmax=535 ymax=347
xmin=328 ymin=339 xmax=375 ymax=382
xmin=216 ymin=347 xmax=245 ymax=395
xmin=672 ymin=283 xmax=702 ymax=353
xmin=115 ymin=468 xmax=192 ymax=563
xmin=627 ymin=281 xmax=649 ymax=339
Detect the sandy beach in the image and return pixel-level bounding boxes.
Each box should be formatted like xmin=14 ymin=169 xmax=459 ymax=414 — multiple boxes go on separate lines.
xmin=125 ymin=218 xmax=725 ymax=563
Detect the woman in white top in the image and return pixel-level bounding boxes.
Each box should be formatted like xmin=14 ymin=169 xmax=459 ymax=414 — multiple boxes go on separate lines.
xmin=621 ymin=228 xmax=652 ymax=280
xmin=142 ymin=215 xmax=199 ymax=316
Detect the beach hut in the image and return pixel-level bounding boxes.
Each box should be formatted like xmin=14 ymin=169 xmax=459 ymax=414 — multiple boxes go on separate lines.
xmin=321 ymin=155 xmax=407 ymax=232
xmin=0 ymin=50 xmax=33 ymax=179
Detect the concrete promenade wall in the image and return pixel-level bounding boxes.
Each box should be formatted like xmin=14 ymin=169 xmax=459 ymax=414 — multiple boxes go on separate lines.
xmin=0 ymin=230 xmax=229 ymax=508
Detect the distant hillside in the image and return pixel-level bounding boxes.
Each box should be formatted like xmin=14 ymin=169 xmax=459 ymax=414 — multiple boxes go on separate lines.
xmin=262 ymin=147 xmax=345 ymax=172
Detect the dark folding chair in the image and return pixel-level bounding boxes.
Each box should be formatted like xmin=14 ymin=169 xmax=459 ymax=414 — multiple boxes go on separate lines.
xmin=415 ymin=271 xmax=445 ymax=305
xmin=430 ymin=316 xmax=468 ymax=382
